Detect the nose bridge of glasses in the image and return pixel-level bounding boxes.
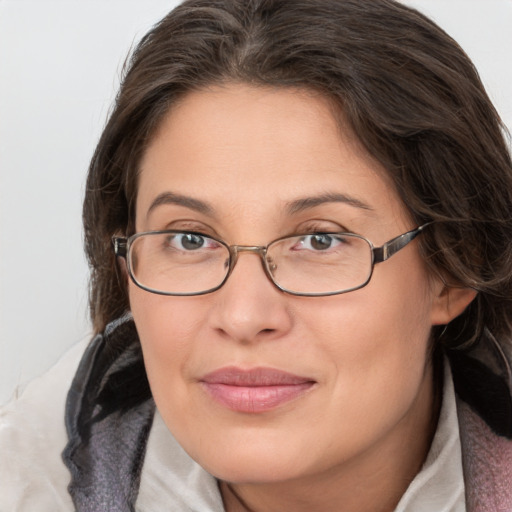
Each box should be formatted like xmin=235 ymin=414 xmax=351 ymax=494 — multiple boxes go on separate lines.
xmin=228 ymin=245 xmax=272 ymax=275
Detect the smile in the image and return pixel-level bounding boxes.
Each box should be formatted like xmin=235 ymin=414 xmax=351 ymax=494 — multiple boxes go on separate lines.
xmin=200 ymin=367 xmax=316 ymax=413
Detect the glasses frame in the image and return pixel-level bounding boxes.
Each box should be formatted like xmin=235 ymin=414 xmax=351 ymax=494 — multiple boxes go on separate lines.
xmin=112 ymin=223 xmax=431 ymax=297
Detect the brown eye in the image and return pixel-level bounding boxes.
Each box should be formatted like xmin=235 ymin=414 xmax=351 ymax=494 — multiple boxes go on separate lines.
xmin=309 ymin=234 xmax=334 ymax=251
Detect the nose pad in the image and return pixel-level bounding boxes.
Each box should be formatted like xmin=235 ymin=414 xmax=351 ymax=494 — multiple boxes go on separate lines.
xmin=266 ymin=256 xmax=277 ymax=273
xmin=210 ymin=249 xmax=292 ymax=342
xmin=226 ymin=247 xmax=275 ymax=290
xmin=226 ymin=246 xmax=275 ymax=287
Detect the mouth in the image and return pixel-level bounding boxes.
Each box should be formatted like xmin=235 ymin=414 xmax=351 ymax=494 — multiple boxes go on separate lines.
xmin=200 ymin=367 xmax=316 ymax=413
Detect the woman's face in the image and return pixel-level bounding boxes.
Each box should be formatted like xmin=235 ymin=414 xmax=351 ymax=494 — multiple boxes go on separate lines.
xmin=130 ymin=84 xmax=450 ymax=486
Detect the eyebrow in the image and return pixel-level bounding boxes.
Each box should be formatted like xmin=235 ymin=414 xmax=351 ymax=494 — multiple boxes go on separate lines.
xmin=147 ymin=190 xmax=373 ymax=218
xmin=147 ymin=191 xmax=215 ymax=217
xmin=286 ymin=193 xmax=373 ymax=214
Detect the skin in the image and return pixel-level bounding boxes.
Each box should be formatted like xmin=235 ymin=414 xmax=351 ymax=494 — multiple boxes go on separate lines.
xmin=129 ymin=83 xmax=475 ymax=512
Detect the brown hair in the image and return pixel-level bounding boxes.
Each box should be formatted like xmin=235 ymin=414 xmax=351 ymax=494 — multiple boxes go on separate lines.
xmin=83 ymin=0 xmax=512 ymax=350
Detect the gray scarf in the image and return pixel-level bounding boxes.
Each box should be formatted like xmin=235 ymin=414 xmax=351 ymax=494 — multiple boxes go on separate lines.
xmin=63 ymin=314 xmax=154 ymax=511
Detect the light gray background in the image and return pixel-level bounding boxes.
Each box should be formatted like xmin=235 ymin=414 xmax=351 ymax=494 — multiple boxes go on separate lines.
xmin=1 ymin=0 xmax=511 ymax=404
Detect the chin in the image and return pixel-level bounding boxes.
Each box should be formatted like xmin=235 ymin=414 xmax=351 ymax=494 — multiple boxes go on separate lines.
xmin=200 ymin=450 xmax=309 ymax=484
xmin=178 ymin=420 xmax=318 ymax=484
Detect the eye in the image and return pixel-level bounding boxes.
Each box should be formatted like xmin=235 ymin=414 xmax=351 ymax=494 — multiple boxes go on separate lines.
xmin=166 ymin=232 xmax=218 ymax=251
xmin=297 ymin=233 xmax=345 ymax=251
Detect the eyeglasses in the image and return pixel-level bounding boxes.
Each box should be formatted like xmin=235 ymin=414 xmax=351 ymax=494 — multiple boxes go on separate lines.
xmin=113 ymin=224 xmax=430 ymax=297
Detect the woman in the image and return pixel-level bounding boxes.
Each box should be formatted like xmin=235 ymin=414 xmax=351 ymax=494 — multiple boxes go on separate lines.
xmin=2 ymin=0 xmax=511 ymax=510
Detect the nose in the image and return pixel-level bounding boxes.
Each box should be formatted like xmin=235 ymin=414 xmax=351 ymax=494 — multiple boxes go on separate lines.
xmin=210 ymin=250 xmax=293 ymax=344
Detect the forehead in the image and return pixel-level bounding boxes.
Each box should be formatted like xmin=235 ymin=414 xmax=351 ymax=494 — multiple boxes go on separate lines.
xmin=136 ymin=84 xmax=407 ymax=235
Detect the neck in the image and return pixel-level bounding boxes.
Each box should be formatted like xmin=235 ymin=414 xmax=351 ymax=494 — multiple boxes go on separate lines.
xmin=220 ymin=363 xmax=441 ymax=512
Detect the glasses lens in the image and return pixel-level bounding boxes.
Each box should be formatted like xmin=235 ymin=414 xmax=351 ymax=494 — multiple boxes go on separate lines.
xmin=267 ymin=233 xmax=373 ymax=294
xmin=129 ymin=232 xmax=230 ymax=295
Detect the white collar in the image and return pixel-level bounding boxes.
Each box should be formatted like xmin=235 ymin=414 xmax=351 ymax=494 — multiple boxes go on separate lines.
xmin=137 ymin=411 xmax=223 ymax=511
xmin=395 ymin=360 xmax=465 ymax=512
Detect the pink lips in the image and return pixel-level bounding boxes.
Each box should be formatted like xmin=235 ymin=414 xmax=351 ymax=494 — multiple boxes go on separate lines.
xmin=200 ymin=367 xmax=315 ymax=413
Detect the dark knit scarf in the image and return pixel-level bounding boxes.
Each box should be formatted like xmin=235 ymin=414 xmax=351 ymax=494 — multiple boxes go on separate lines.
xmin=63 ymin=314 xmax=154 ymax=511
xmin=62 ymin=314 xmax=512 ymax=511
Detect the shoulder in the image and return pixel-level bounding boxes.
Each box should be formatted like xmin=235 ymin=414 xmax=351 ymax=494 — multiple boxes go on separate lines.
xmin=0 ymin=336 xmax=91 ymax=512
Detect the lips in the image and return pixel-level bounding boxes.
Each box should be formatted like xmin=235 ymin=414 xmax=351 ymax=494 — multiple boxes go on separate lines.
xmin=200 ymin=367 xmax=316 ymax=413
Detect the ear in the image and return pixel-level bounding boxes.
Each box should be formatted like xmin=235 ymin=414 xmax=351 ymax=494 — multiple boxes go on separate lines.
xmin=430 ymin=284 xmax=477 ymax=325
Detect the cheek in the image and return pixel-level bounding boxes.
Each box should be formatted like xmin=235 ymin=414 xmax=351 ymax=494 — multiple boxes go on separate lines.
xmin=128 ymin=285 xmax=206 ymax=411
xmin=305 ymin=262 xmax=435 ymax=427
xmin=130 ymin=287 xmax=201 ymax=350
xmin=309 ymin=265 xmax=433 ymax=362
